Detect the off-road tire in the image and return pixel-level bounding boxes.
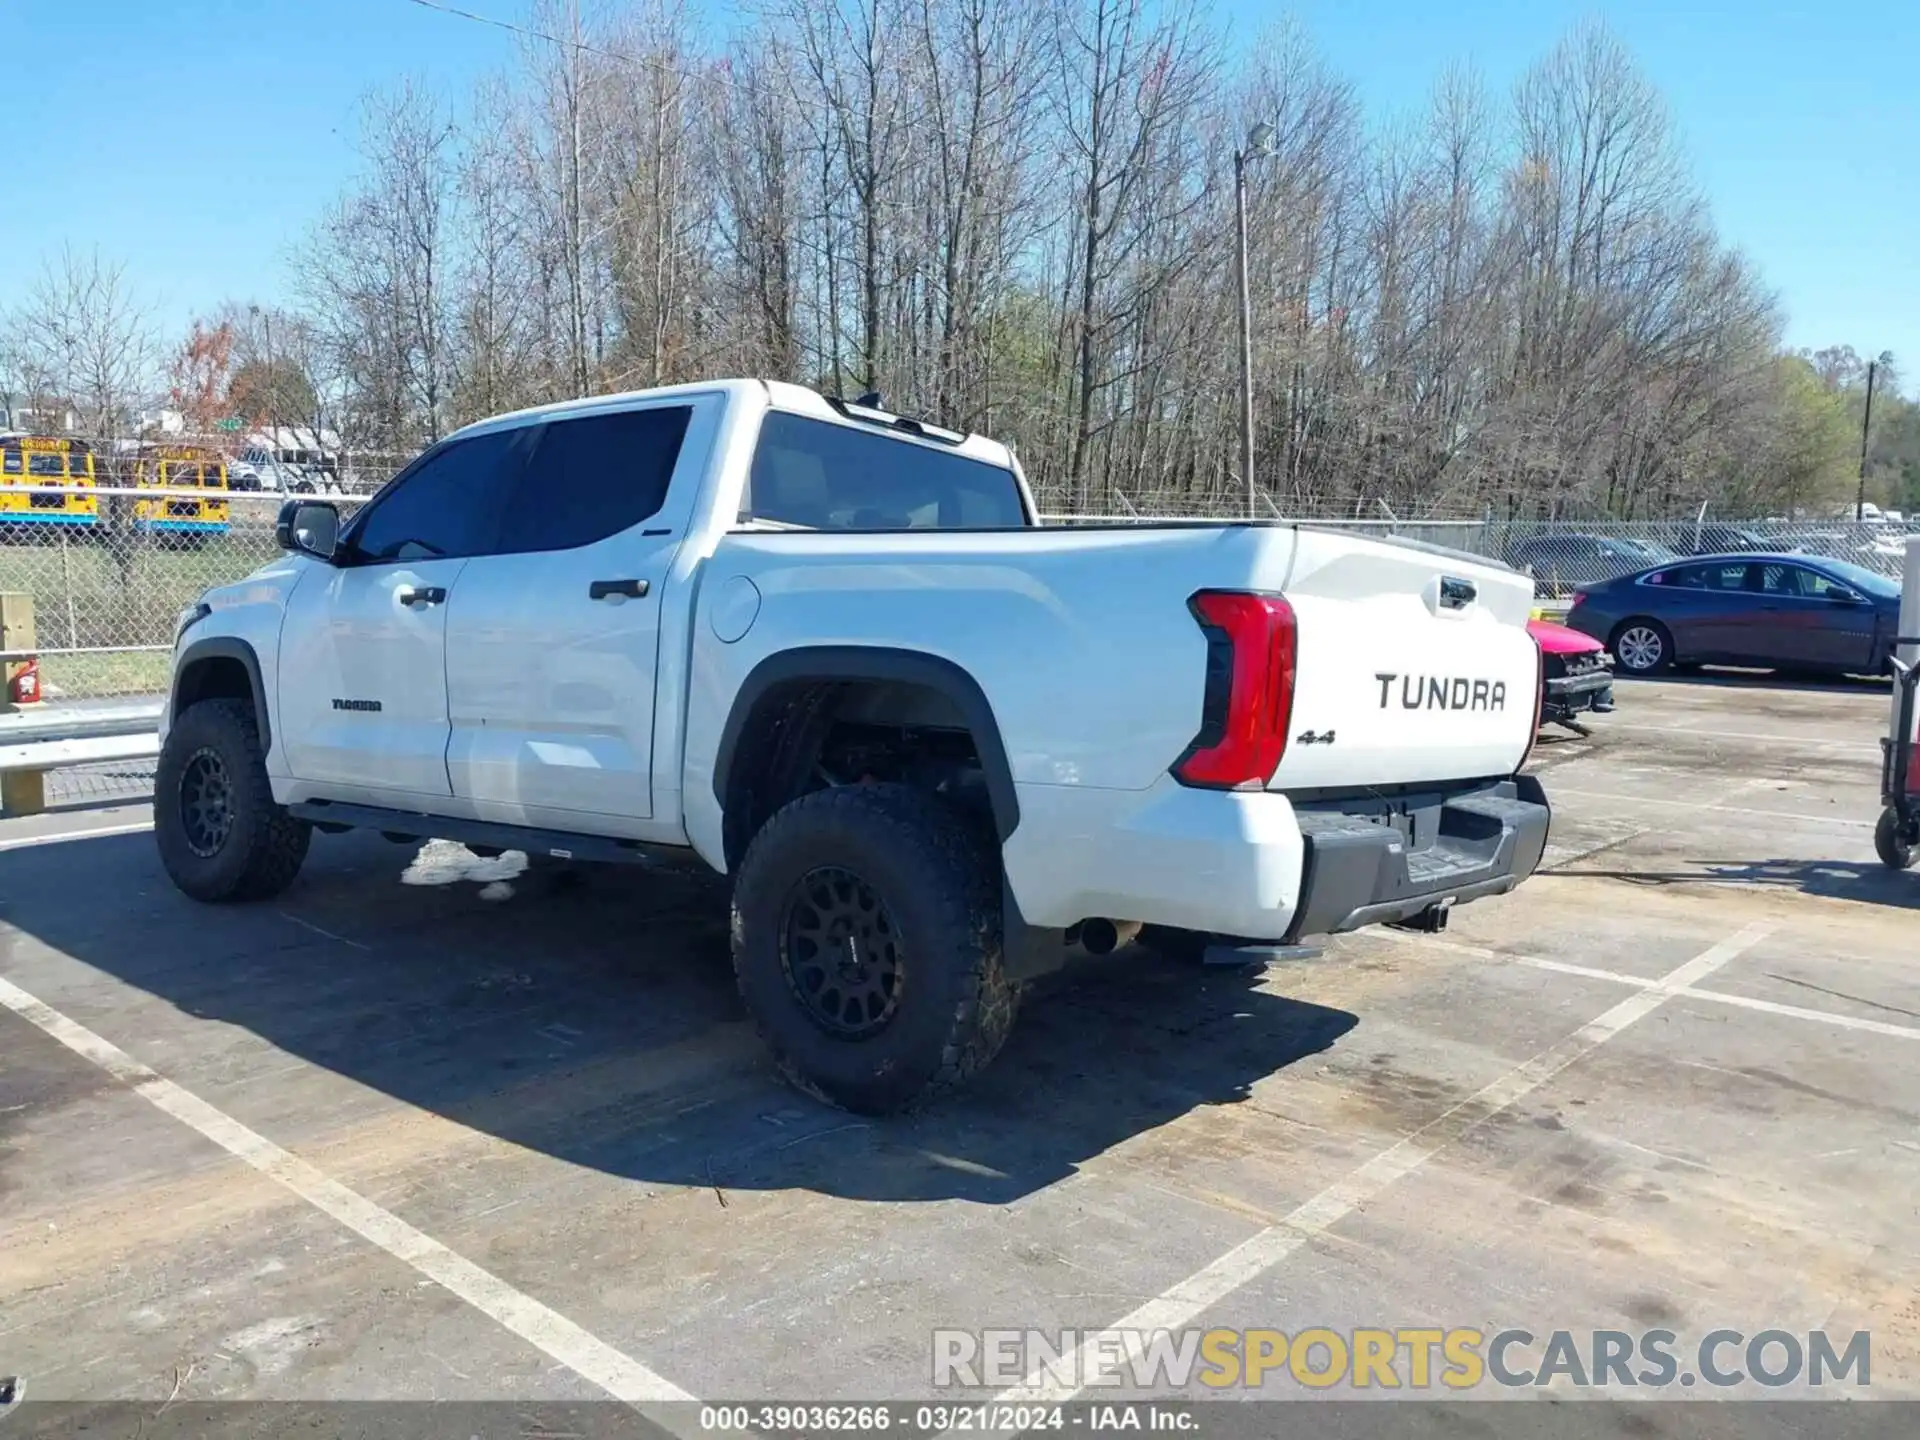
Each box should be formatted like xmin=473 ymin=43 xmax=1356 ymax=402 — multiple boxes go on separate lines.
xmin=1875 ymin=807 xmax=1915 ymax=872
xmin=730 ymin=782 xmax=1019 ymax=1115
xmin=155 ymin=697 xmax=311 ymax=902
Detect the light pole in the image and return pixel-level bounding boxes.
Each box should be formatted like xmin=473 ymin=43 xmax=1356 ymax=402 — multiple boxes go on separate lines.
xmin=1235 ymin=121 xmax=1276 ymax=520
xmin=1856 ymin=358 xmax=1878 ymax=523
xmin=249 ymin=304 xmax=278 ymax=447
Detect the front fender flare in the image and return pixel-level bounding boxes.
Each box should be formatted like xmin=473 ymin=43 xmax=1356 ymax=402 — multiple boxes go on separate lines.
xmin=170 ymin=636 xmax=272 ymax=752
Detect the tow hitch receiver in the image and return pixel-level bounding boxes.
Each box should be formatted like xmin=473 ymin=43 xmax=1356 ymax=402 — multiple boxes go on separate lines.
xmin=1389 ymin=898 xmax=1454 ymax=934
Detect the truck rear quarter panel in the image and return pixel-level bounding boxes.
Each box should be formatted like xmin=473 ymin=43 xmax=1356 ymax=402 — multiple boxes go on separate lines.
xmin=679 ymin=525 xmax=1298 ymax=870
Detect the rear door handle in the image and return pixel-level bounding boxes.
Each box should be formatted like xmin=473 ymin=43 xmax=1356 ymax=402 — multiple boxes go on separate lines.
xmin=397 ymin=585 xmax=446 ymax=608
xmin=589 ymin=578 xmax=650 ymax=601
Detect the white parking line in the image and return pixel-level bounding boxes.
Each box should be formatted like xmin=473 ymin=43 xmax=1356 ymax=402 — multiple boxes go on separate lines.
xmin=1606 ymin=722 xmax=1881 ymax=754
xmin=0 ymin=974 xmax=703 ymax=1421
xmin=0 ymin=818 xmax=154 ymax=852
xmin=1413 ymin=940 xmax=1920 ymax=1044
xmin=1426 ymin=939 xmax=1920 ymax=1043
xmin=977 ymin=923 xmax=1772 ymax=1413
xmin=1549 ymin=787 xmax=1875 ymax=827
xmin=1664 ymin=985 xmax=1920 ymax=1042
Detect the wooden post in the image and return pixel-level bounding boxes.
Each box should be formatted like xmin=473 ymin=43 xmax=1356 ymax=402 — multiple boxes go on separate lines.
xmin=1 ymin=592 xmax=45 ymax=816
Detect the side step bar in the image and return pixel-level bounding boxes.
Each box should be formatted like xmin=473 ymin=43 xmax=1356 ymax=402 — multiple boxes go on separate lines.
xmin=286 ymin=800 xmax=694 ymax=869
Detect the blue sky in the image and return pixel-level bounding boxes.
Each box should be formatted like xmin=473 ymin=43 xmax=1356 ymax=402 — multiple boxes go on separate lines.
xmin=3 ymin=0 xmax=1915 ymax=386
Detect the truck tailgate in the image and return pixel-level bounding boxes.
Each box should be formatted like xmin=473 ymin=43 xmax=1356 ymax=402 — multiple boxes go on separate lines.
xmin=1269 ymin=529 xmax=1538 ymax=791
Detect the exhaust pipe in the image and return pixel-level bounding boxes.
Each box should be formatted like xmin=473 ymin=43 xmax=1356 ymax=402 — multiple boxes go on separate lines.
xmin=1080 ymin=918 xmax=1143 ymax=956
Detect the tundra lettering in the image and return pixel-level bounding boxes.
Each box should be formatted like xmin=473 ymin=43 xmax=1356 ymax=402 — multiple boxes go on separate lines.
xmin=1375 ymin=673 xmax=1506 ymax=712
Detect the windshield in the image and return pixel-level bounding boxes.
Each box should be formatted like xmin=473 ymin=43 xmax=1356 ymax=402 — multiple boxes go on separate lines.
xmin=1820 ymin=559 xmax=1900 ymax=599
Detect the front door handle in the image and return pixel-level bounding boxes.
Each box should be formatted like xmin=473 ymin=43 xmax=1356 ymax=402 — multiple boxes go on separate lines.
xmin=589 ymin=578 xmax=650 ymax=601
xmin=397 ymin=585 xmax=446 ymax=608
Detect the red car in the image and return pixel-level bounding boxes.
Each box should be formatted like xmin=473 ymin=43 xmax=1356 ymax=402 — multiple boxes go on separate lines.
xmin=1529 ymin=617 xmax=1614 ymax=734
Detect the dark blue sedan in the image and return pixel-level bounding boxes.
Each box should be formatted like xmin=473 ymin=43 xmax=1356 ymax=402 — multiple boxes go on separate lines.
xmin=1565 ymin=553 xmax=1901 ymax=677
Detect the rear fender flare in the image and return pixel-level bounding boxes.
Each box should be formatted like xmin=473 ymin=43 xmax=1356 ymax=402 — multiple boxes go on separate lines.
xmin=711 ymin=645 xmax=1020 ymax=844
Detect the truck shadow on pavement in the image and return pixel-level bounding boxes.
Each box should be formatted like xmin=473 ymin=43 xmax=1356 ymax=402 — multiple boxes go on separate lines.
xmin=0 ymin=828 xmax=1358 ymax=1206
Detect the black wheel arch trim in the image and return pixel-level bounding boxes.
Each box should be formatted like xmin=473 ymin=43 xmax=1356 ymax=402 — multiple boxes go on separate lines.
xmin=711 ymin=645 xmax=1021 ymax=843
xmin=171 ymin=636 xmax=273 ymax=753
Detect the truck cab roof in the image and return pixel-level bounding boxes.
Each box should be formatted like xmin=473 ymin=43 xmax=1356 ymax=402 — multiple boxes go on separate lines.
xmin=442 ymin=378 xmax=1019 ymax=475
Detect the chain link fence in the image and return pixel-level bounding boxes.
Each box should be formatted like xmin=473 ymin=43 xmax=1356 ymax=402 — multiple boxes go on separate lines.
xmin=4 ymin=474 xmax=1913 ymax=702
xmin=2 ymin=488 xmax=367 ymax=699
xmin=1037 ymin=512 xmax=1915 ymax=599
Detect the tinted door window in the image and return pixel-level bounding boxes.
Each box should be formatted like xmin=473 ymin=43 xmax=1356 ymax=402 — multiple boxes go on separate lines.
xmin=1755 ymin=563 xmax=1822 ymax=597
xmin=497 ymin=406 xmax=692 ymax=554
xmin=746 ymin=412 xmax=1027 ymax=530
xmin=1798 ymin=570 xmax=1861 ymax=602
xmin=348 ymin=431 xmax=520 ymax=563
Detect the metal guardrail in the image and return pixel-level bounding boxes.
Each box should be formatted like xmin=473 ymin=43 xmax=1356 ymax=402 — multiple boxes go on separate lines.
xmin=0 ymin=700 xmax=162 ymax=814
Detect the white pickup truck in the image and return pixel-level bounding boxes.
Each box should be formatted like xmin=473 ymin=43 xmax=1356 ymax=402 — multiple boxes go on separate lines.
xmin=156 ymin=380 xmax=1550 ymax=1112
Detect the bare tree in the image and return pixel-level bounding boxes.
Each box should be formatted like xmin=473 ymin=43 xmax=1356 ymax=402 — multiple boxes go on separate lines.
xmin=251 ymin=8 xmax=1810 ymax=523
xmin=1046 ymin=0 xmax=1216 ymax=508
xmin=708 ymin=41 xmax=804 ymax=377
xmin=301 ymin=79 xmax=459 ymax=448
xmin=5 ymin=247 xmax=158 ymax=440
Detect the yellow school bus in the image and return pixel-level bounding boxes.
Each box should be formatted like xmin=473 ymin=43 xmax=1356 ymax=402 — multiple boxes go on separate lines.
xmin=131 ymin=444 xmax=231 ymax=538
xmin=0 ymin=435 xmax=100 ymax=530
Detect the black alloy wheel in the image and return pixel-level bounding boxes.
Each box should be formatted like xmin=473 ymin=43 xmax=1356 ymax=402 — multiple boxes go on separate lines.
xmin=780 ymin=865 xmax=906 ymax=1037
xmin=178 ymin=747 xmax=236 ymax=858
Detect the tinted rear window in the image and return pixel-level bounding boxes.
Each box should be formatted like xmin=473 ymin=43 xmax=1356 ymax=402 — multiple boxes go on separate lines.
xmin=1652 ymin=562 xmax=1748 ymax=591
xmin=745 ymin=412 xmax=1026 ymax=530
xmin=501 ymin=406 xmax=691 ymax=554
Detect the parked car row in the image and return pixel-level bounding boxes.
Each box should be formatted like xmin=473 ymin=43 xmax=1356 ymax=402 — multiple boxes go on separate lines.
xmin=1565 ymin=552 xmax=1900 ymax=678
xmin=1507 ymin=526 xmax=1911 ymax=598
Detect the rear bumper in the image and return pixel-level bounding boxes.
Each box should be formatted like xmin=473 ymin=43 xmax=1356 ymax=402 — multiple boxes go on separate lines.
xmin=1002 ymin=773 xmax=1551 ymax=942
xmin=1284 ymin=775 xmax=1551 ymax=940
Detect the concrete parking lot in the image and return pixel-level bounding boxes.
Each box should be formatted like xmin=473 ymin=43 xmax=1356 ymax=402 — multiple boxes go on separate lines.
xmin=3 ymin=675 xmax=1918 ymax=1421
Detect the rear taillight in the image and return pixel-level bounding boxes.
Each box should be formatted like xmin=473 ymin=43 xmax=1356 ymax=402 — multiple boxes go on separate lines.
xmin=1571 ymin=590 xmax=1588 ymax=608
xmin=1172 ymin=591 xmax=1296 ymax=790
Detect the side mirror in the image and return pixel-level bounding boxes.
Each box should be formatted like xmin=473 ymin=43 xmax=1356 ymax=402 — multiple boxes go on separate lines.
xmin=276 ymin=498 xmax=341 ymax=562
